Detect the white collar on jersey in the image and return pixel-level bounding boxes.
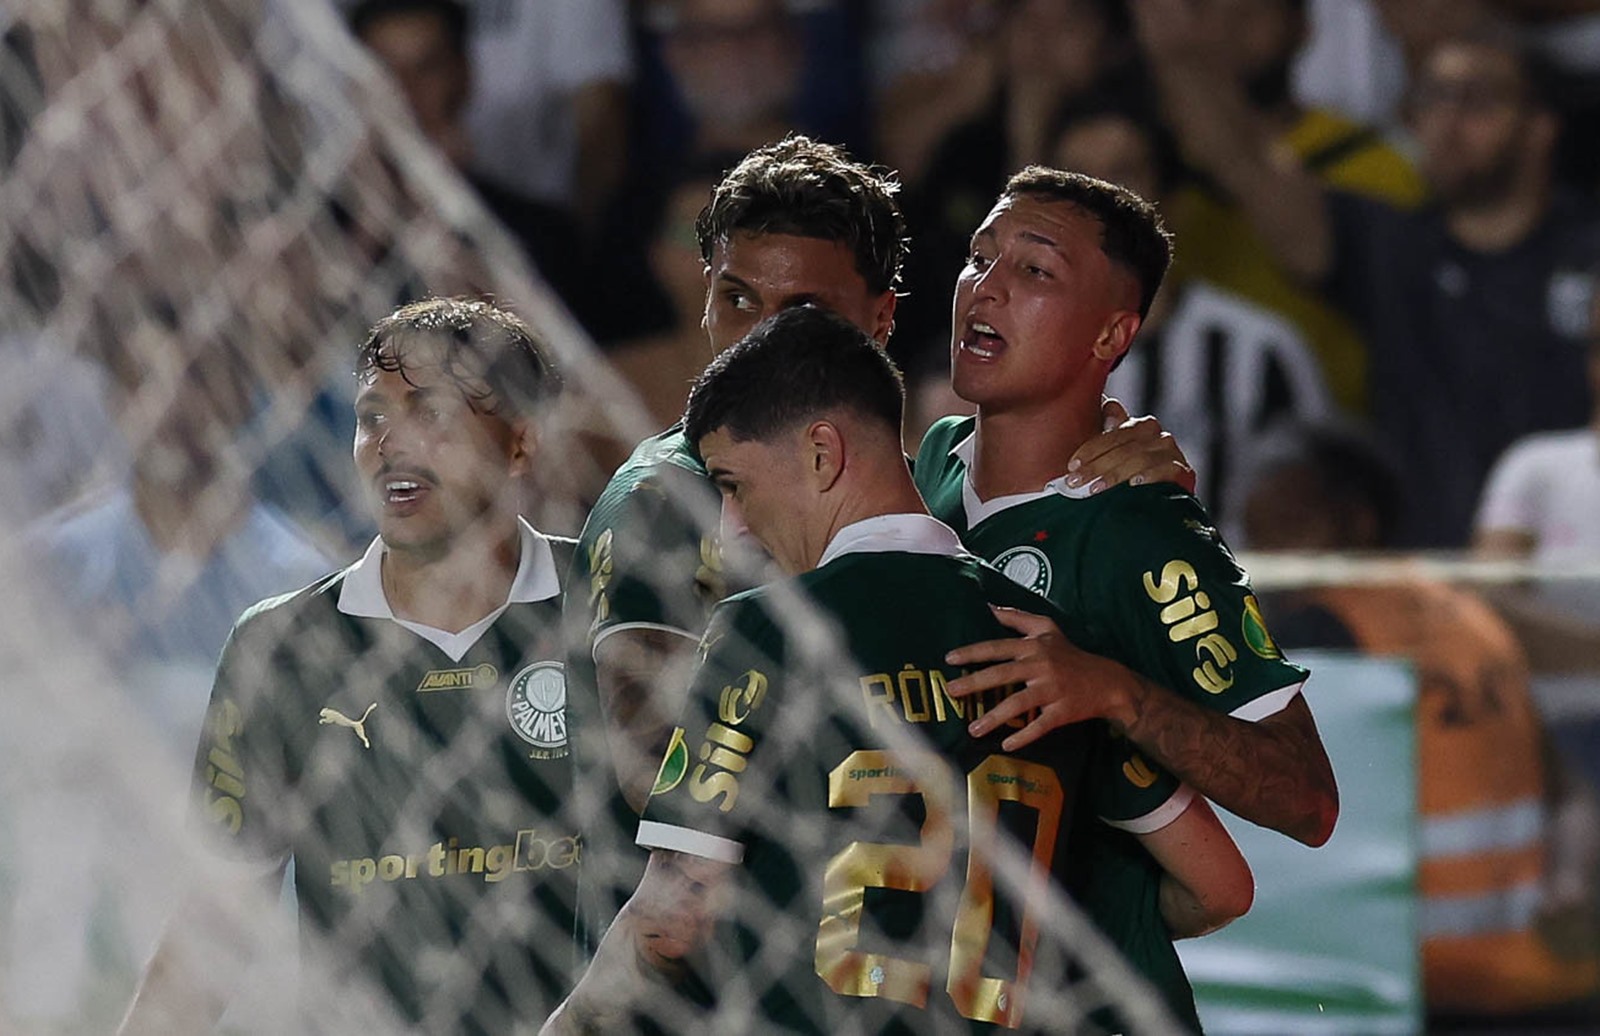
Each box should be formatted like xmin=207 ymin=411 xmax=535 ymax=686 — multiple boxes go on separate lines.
xmin=951 ymin=430 xmax=1094 ymax=529
xmin=336 ymin=516 xmax=559 ymax=662
xmin=817 ymin=513 xmax=968 ymax=569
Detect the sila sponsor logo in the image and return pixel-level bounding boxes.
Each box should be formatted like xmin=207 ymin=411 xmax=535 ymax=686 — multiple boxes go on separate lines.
xmin=329 ymin=831 xmax=581 ymax=891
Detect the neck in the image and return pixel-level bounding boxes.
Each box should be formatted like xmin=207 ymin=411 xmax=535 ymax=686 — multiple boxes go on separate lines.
xmin=802 ymin=459 xmax=928 ymax=573
xmin=381 ymin=512 xmax=522 ymax=633
xmin=1445 ymin=177 xmax=1550 ymax=253
xmin=969 ymin=388 xmax=1103 ymax=501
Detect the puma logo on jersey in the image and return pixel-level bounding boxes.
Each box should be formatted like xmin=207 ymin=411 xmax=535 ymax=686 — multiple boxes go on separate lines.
xmin=319 ymin=703 xmax=377 ymax=749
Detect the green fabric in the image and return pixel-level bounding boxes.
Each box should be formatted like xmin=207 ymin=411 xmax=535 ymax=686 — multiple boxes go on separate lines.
xmin=642 ymin=547 xmax=1183 ymax=1034
xmin=194 ymin=572 xmax=580 ymax=1034
xmin=914 ymin=415 xmax=1311 ymax=1033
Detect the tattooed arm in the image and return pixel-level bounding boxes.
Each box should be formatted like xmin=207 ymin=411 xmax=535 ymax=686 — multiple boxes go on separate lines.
xmin=945 ymin=607 xmax=1338 ymax=847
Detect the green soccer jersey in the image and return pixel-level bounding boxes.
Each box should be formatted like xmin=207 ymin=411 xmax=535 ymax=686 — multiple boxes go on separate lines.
xmin=639 ymin=515 xmax=1187 ymax=1035
xmin=914 ymin=416 xmax=1310 ymax=1033
xmin=564 ymin=425 xmax=735 ymax=935
xmin=193 ymin=521 xmax=581 ymax=1035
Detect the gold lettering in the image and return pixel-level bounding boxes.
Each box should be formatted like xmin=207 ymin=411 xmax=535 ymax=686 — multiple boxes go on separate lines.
xmin=705 ymin=722 xmax=754 ymax=754
xmin=1194 ymin=661 xmax=1235 ymax=694
xmin=860 ymin=673 xmax=898 ymax=727
xmin=1167 ymin=610 xmax=1219 ymax=642
xmin=700 ymin=742 xmax=749 ymax=773
xmin=930 ymin=669 xmax=961 ymax=722
xmin=718 ymin=670 xmax=768 ymax=724
xmin=688 ymin=765 xmax=740 ymax=812
xmin=1122 ymin=753 xmax=1159 ymax=789
xmin=898 ymin=666 xmax=932 ymax=723
xmin=1142 ymin=560 xmax=1198 ymax=604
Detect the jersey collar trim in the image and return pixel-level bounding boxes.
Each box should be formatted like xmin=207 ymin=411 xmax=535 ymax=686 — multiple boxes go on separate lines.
xmin=951 ymin=430 xmax=1094 ymax=528
xmin=817 ymin=513 xmax=967 ymax=568
xmin=336 ymin=516 xmax=559 ymax=620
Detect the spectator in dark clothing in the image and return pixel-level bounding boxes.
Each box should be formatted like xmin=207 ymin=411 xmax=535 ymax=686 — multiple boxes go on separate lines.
xmin=1137 ymin=1 xmax=1600 ymax=547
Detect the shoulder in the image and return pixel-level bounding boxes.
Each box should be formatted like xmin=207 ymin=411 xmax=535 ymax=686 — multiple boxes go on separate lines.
xmin=915 ymin=415 xmax=975 ymax=464
xmin=228 ymin=568 xmax=349 ymax=651
xmin=585 ymin=428 xmax=711 ymax=528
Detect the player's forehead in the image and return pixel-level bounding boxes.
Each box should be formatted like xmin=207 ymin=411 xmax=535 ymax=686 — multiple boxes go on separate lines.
xmin=709 ymin=231 xmax=874 ymax=305
xmin=356 ymin=334 xmax=482 ymax=403
xmin=972 ymin=194 xmax=1104 ymax=254
xmin=699 ymin=427 xmax=773 ymax=479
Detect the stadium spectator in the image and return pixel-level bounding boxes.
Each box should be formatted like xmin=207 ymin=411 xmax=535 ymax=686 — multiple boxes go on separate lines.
xmin=892 ymin=0 xmax=1143 ymax=364
xmin=11 ymin=322 xmax=325 ymax=1034
xmin=545 ymin=305 xmax=1253 ymax=1034
xmin=119 ymin=298 xmax=582 ymax=1034
xmin=1132 ymin=0 xmax=1427 ymax=417
xmin=1240 ymin=418 xmax=1600 ymax=1026
xmin=916 ymin=167 xmax=1336 ymax=1029
xmin=347 ymin=0 xmax=593 ymax=322
xmin=459 ymin=0 xmax=630 ymax=237
xmin=1137 ymin=4 xmax=1600 ymax=548
xmin=1052 ymin=92 xmax=1335 ymax=525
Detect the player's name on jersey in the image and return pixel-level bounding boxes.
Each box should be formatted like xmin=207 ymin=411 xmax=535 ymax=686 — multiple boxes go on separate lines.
xmin=328 ymin=831 xmax=581 ymax=890
xmin=860 ymin=664 xmax=1034 ymax=730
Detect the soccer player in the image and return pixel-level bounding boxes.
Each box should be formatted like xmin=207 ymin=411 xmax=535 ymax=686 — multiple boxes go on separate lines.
xmin=120 ymin=298 xmax=581 ymax=1035
xmin=914 ymin=168 xmax=1338 ymax=1028
xmin=545 ymin=305 xmax=1252 ymax=1034
xmin=566 ymin=135 xmax=1195 ymax=934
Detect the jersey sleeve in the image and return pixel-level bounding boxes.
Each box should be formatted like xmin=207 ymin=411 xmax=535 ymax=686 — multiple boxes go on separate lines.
xmin=578 ymin=462 xmax=725 ymax=657
xmin=1084 ymin=724 xmax=1194 ymax=835
xmin=189 ymin=612 xmax=295 ymax=873
xmin=637 ymin=598 xmax=782 ymax=864
xmin=1085 ymin=488 xmax=1308 ymax=722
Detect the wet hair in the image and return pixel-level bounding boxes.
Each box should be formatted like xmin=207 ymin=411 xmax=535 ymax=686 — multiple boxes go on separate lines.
xmin=684 ymin=305 xmax=904 ymax=446
xmin=348 ymin=0 xmax=470 ymax=55
xmin=355 ymin=296 xmax=561 ymax=418
xmin=696 ymin=135 xmax=908 ymax=295
xmin=999 ymin=166 xmax=1173 ymax=320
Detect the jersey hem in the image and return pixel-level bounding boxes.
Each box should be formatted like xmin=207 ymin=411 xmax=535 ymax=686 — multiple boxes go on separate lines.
xmin=1103 ymin=784 xmax=1197 ymax=834
xmin=636 ymin=820 xmax=745 ymax=864
xmin=1229 ymin=681 xmax=1304 ymax=723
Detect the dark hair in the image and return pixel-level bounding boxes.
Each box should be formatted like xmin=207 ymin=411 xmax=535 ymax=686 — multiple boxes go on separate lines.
xmin=1420 ymin=25 xmax=1562 ymax=115
xmin=1250 ymin=419 xmax=1404 ymax=548
xmin=348 ymin=0 xmax=469 ymax=55
xmin=696 ymin=135 xmax=908 ymax=295
xmin=684 ymin=305 xmax=904 ymax=446
xmin=1000 ymin=166 xmax=1173 ymax=319
xmin=356 ymin=297 xmax=561 ymax=418
xmin=1047 ymin=87 xmax=1185 ymax=199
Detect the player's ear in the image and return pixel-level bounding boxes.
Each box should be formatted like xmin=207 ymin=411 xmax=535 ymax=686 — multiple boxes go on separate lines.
xmin=1093 ymin=310 xmax=1142 ymax=364
xmin=869 ymin=290 xmax=898 ymax=346
xmin=507 ymin=416 xmax=536 ymax=478
xmin=807 ymin=419 xmax=845 ymax=492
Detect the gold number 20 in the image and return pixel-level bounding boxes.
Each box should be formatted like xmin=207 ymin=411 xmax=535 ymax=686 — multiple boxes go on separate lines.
xmin=814 ymin=750 xmax=1065 ymax=1028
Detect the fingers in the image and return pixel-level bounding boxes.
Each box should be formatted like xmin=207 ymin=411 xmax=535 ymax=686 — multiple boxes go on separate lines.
xmin=1100 ymin=396 xmax=1131 ymax=432
xmin=988 ymin=605 xmax=1060 ymax=637
xmin=944 ymin=659 xmax=1036 ymax=698
xmin=944 ymin=638 xmax=1031 ymax=669
xmin=1069 ymin=434 xmax=1196 ymax=494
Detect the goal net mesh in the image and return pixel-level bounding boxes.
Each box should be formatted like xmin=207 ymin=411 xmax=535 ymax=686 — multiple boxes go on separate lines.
xmin=0 ymin=1 xmax=1199 ymax=1032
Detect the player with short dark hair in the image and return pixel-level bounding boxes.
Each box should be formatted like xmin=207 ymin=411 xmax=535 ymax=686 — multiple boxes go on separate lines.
xmin=546 ymin=305 xmax=1252 ymax=1034
xmin=121 ymin=297 xmax=582 ymax=1035
xmin=917 ymin=170 xmax=1338 ymax=1030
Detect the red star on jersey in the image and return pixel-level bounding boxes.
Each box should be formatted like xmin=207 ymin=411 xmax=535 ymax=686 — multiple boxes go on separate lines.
xmin=1033 ymin=530 xmax=1049 ymax=543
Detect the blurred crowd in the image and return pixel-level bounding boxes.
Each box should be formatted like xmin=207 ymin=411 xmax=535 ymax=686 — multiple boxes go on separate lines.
xmin=345 ymin=0 xmax=1600 ymax=558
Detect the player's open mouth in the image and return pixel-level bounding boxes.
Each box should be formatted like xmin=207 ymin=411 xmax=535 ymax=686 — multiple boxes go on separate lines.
xmin=959 ymin=320 xmax=1005 ymax=360
xmin=381 ymin=474 xmax=431 ymax=507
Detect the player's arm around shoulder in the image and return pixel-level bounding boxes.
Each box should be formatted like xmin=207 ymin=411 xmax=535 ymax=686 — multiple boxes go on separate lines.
xmin=946 ymin=490 xmax=1338 ymax=846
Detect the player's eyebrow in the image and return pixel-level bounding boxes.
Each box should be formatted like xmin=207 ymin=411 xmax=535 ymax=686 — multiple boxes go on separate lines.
xmin=1019 ymin=229 xmax=1065 ymax=253
xmin=714 ymin=271 xmax=758 ymax=294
